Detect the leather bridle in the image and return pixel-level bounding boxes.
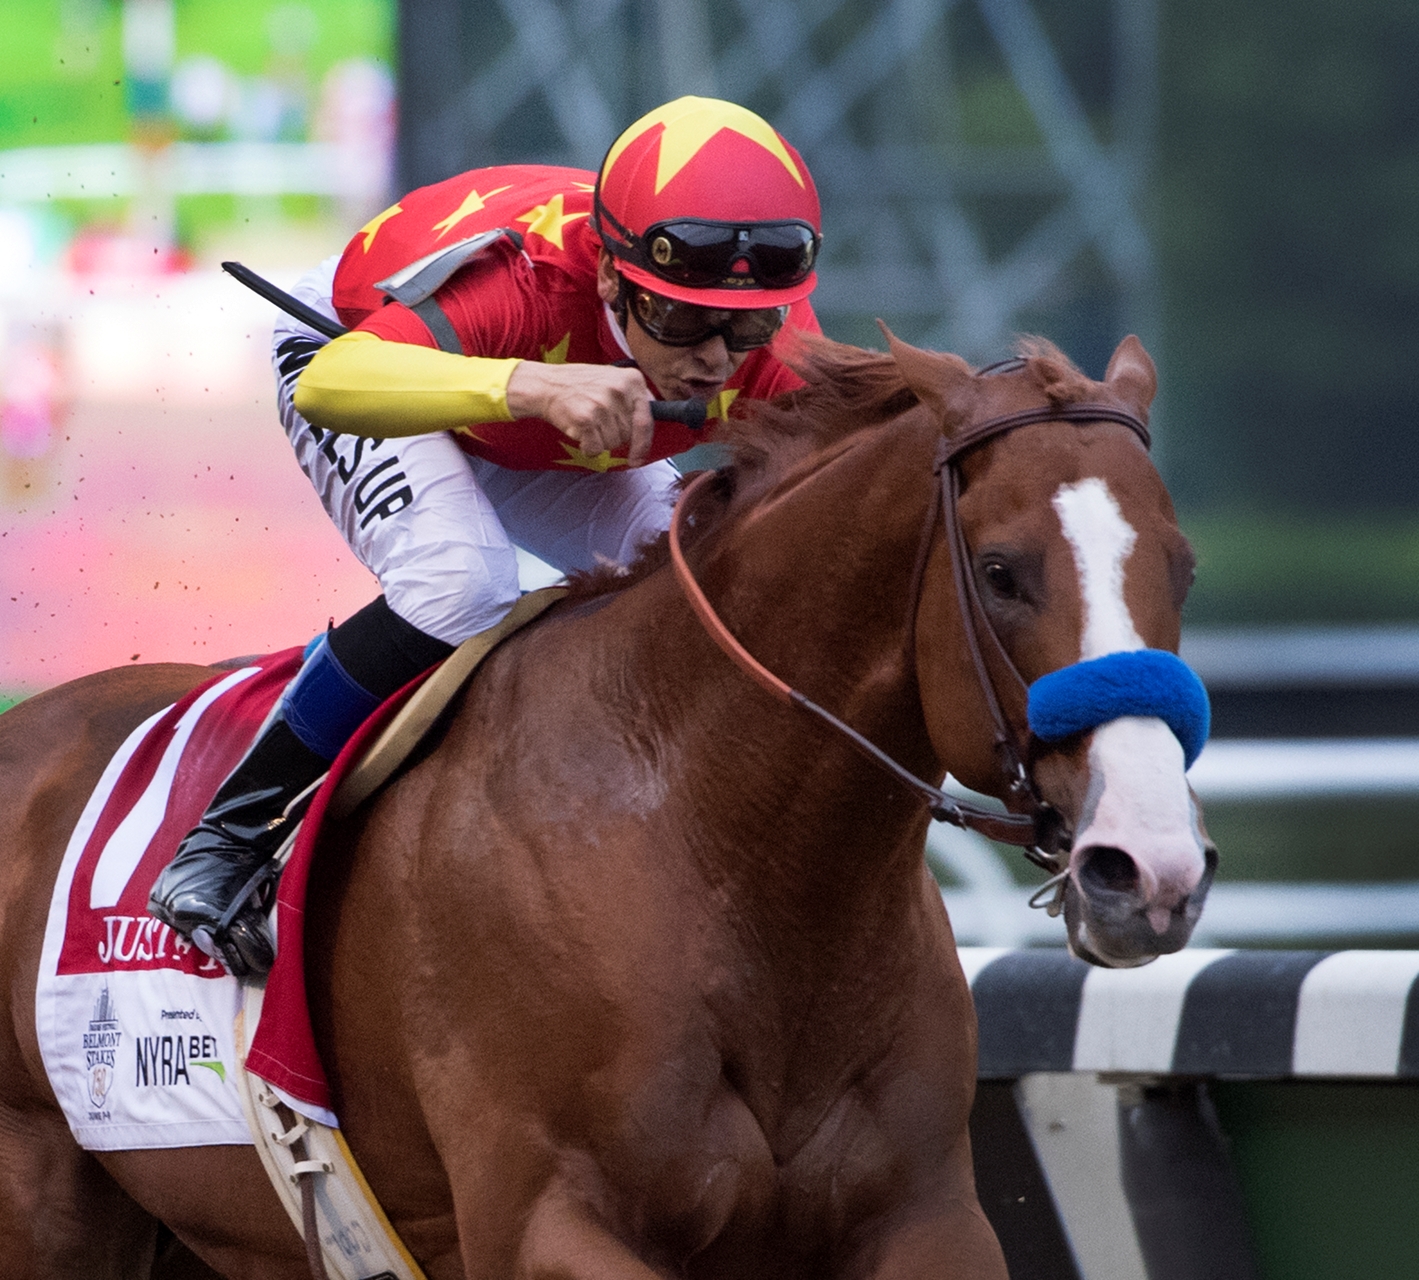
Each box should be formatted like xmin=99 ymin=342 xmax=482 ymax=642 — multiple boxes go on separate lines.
xmin=668 ymin=392 xmax=1152 ymax=880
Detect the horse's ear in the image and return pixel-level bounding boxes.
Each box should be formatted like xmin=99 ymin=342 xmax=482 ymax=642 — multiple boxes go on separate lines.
xmin=878 ymin=321 xmax=974 ymax=425
xmin=1104 ymin=335 xmax=1157 ymax=415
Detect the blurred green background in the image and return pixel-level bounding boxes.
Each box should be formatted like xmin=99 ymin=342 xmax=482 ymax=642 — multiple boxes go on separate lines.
xmin=0 ymin=0 xmax=392 ymax=267
xmin=1158 ymin=0 xmax=1419 ymax=625
xmin=897 ymin=0 xmax=1419 ymax=624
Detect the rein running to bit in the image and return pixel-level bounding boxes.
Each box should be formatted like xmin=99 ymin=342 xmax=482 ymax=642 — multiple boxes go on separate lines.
xmin=668 ymin=403 xmax=1210 ymax=914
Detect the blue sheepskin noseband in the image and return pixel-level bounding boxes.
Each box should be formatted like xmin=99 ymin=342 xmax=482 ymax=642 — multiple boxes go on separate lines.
xmin=1027 ymin=649 xmax=1211 ymax=768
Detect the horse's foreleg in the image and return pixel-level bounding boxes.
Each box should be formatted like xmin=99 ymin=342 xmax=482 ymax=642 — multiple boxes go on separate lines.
xmin=510 ymin=1184 xmax=674 ymax=1280
xmin=852 ymin=1196 xmax=1009 ymax=1280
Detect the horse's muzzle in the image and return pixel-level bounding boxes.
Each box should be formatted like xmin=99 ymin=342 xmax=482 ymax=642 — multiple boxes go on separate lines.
xmin=1062 ymin=842 xmax=1218 ymax=968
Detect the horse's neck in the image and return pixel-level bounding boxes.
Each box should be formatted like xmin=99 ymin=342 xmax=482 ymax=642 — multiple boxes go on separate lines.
xmin=628 ymin=424 xmax=944 ymax=911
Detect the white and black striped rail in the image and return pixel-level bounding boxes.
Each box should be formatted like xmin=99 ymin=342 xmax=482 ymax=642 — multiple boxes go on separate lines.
xmin=963 ymin=948 xmax=1419 ymax=1279
xmin=960 ymin=947 xmax=1419 ymax=1079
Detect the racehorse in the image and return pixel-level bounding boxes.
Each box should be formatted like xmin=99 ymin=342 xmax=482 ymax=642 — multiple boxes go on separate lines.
xmin=0 ymin=331 xmax=1213 ymax=1278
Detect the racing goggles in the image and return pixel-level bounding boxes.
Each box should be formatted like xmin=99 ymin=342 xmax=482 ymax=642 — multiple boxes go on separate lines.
xmin=616 ymin=216 xmax=820 ymax=291
xmin=629 ymin=286 xmax=788 ymax=351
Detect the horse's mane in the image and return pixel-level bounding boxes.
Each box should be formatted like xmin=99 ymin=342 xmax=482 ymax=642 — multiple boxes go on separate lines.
xmin=717 ymin=332 xmax=918 ymax=481
xmin=723 ymin=331 xmax=1095 ymax=478
xmin=1008 ymin=335 xmax=1099 ymax=406
xmin=564 ymin=333 xmax=1086 ymax=600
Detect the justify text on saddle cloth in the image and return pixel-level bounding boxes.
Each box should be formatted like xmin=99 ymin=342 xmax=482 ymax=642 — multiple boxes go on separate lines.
xmin=36 ymin=660 xmax=300 ymax=1151
xmin=276 ymin=257 xmax=682 ymax=645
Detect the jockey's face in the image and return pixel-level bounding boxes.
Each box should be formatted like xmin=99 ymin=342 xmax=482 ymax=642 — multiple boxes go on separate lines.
xmin=597 ymin=249 xmax=749 ymax=403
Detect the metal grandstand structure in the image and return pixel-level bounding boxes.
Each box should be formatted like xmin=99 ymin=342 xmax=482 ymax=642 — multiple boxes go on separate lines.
xmin=397 ymin=0 xmax=1159 ymax=376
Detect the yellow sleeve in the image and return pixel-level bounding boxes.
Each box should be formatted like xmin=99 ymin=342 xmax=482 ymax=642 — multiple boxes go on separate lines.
xmin=292 ymin=330 xmax=522 ymax=438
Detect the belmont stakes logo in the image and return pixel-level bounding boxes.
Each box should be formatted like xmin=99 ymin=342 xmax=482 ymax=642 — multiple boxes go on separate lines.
xmin=83 ymin=984 xmax=121 ymax=1118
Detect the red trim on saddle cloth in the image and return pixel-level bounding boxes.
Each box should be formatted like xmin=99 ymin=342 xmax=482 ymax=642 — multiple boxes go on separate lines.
xmin=54 ymin=653 xmax=302 ymax=979
xmin=244 ymin=667 xmax=435 ymax=1113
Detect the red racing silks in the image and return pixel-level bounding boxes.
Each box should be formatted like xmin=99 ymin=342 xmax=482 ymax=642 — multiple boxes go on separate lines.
xmin=333 ymin=165 xmax=601 ymax=328
xmin=330 ymin=164 xmax=819 ymax=471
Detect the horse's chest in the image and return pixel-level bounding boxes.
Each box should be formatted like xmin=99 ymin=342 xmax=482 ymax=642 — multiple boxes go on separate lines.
xmin=593 ymin=951 xmax=973 ymax=1263
xmin=619 ymin=1066 xmax=929 ymax=1270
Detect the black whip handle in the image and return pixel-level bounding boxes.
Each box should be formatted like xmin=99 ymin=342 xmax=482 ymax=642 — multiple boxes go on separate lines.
xmin=648 ymin=398 xmax=707 ymax=429
xmin=221 ymin=260 xmax=348 ymax=340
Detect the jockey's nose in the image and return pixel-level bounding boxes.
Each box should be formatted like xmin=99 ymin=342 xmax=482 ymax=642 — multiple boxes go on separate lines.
xmin=689 ymin=334 xmax=732 ymax=373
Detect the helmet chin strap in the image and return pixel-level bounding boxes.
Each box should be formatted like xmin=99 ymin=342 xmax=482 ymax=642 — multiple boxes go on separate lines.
xmin=602 ymin=271 xmax=639 ymax=357
xmin=614 ymin=271 xmax=632 ymax=330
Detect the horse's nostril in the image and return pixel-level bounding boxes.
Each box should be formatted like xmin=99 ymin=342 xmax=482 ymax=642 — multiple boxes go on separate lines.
xmin=1079 ymin=845 xmax=1140 ymax=895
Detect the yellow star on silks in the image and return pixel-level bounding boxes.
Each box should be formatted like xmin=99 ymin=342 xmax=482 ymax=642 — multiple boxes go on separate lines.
xmin=599 ymin=97 xmax=805 ymax=194
xmin=541 ymin=331 xmax=572 ymax=364
xmin=705 ymin=388 xmax=739 ymax=421
xmin=358 ymin=203 xmax=402 ymax=252
xmin=571 ymin=181 xmax=595 ymax=192
xmin=556 ymin=441 xmax=629 ymax=472
xmin=432 ymin=184 xmax=512 ymax=239
xmin=452 ymin=424 xmax=488 ymax=444
xmin=515 ymin=193 xmax=589 ymax=250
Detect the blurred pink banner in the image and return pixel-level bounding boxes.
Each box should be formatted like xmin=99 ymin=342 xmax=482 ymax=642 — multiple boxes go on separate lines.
xmin=2 ymin=394 xmax=376 ymax=693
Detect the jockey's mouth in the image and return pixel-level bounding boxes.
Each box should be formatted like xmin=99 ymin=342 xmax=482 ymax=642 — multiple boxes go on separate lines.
xmin=677 ymin=377 xmax=726 ymax=401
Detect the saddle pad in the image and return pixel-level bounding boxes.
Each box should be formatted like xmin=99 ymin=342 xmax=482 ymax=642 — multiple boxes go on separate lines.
xmin=36 ymin=652 xmax=301 ymax=1150
xmin=38 ymin=586 xmax=565 ymax=1148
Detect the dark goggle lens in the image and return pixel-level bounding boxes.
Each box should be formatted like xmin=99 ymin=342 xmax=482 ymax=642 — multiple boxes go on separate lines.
xmin=631 ymin=289 xmax=787 ymax=351
xmin=643 ymin=221 xmax=818 ymax=289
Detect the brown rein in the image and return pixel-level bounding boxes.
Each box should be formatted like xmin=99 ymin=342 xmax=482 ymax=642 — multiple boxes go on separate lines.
xmin=667 ymin=399 xmax=1152 ymax=866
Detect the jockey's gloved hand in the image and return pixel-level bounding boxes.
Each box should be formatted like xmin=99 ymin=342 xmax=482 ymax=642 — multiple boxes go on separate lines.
xmin=506 ymin=361 xmax=656 ymax=466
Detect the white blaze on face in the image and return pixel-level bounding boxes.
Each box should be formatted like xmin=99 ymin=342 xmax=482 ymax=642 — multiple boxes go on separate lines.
xmin=1052 ymin=478 xmax=1142 ymax=660
xmin=1052 ymin=479 xmax=1205 ymax=929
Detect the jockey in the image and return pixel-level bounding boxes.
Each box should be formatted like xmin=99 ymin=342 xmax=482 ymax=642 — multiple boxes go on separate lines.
xmin=147 ymin=96 xmax=824 ymax=977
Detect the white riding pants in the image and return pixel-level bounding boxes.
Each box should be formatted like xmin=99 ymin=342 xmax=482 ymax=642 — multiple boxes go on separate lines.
xmin=272 ymin=257 xmax=679 ymax=645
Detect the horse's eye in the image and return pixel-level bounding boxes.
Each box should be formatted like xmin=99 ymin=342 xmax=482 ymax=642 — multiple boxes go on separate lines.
xmin=983 ymin=560 xmax=1018 ymax=599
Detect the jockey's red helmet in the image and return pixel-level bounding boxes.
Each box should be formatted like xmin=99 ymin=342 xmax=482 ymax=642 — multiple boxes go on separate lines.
xmin=594 ymin=96 xmax=822 ymax=308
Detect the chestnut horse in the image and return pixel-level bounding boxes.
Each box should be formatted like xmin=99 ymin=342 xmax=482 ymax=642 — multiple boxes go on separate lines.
xmin=0 ymin=333 xmax=1212 ymax=1278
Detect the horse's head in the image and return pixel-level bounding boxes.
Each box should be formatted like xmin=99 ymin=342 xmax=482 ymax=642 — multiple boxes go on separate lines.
xmin=892 ymin=332 xmax=1215 ymax=967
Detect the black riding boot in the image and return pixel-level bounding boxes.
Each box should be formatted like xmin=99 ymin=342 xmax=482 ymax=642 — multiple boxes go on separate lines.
xmin=147 ymin=712 xmax=328 ymax=977
xmin=147 ymin=597 xmax=455 ymax=978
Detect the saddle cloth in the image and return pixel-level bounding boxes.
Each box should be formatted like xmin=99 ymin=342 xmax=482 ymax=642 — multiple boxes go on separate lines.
xmin=37 ymin=650 xmax=312 ymax=1150
xmin=37 ymin=587 xmax=566 ymax=1151
xmin=36 ymin=647 xmax=461 ymax=1149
